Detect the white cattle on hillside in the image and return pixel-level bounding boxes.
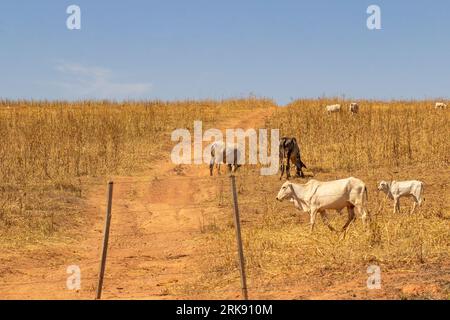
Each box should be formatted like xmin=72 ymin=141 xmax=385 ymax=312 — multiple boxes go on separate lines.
xmin=435 ymin=102 xmax=447 ymax=109
xmin=326 ymin=104 xmax=341 ymax=114
xmin=209 ymin=141 xmax=242 ymax=176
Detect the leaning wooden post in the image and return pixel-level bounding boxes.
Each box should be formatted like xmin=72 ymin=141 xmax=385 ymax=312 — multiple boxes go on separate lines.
xmin=95 ymin=181 xmax=114 ymax=300
xmin=230 ymin=175 xmax=249 ymax=300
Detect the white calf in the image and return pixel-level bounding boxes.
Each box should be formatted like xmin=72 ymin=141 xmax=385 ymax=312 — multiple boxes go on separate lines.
xmin=377 ymin=180 xmax=424 ymax=214
xmin=326 ymin=104 xmax=341 ymax=114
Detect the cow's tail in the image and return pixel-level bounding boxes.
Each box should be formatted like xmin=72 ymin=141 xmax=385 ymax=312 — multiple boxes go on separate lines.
xmin=364 ymin=186 xmax=368 ymax=202
xmin=210 ymin=144 xmax=215 ymax=158
xmin=300 ymin=159 xmax=307 ymax=169
xmin=420 ymin=181 xmax=425 ymax=203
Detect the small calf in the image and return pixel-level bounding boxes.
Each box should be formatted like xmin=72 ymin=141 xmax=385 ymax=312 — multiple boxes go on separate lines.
xmin=377 ymin=180 xmax=424 ymax=214
xmin=435 ymin=102 xmax=447 ymax=109
xmin=326 ymin=104 xmax=341 ymax=114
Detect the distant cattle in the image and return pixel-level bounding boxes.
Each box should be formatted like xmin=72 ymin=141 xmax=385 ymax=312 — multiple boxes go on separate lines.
xmin=377 ymin=180 xmax=424 ymax=214
xmin=349 ymin=102 xmax=359 ymax=114
xmin=276 ymin=177 xmax=370 ymax=234
xmin=279 ymin=137 xmax=307 ymax=180
xmin=326 ymin=104 xmax=341 ymax=114
xmin=209 ymin=141 xmax=241 ymax=176
xmin=435 ymin=102 xmax=447 ymax=109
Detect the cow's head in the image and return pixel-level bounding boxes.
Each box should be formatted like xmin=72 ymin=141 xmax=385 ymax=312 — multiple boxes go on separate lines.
xmin=377 ymin=181 xmax=390 ymax=193
xmin=276 ymin=181 xmax=293 ymax=201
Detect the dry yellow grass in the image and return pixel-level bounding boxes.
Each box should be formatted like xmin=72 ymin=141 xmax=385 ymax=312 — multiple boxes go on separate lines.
xmin=269 ymin=99 xmax=449 ymax=170
xmin=0 ymin=98 xmax=274 ymax=246
xmin=191 ymin=99 xmax=450 ymax=299
xmin=0 ymin=98 xmax=448 ymax=299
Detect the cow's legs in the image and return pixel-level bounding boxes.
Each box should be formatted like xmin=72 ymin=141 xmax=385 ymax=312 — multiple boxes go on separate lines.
xmin=361 ymin=207 xmax=370 ymax=225
xmin=309 ymin=209 xmax=318 ymax=233
xmin=279 ymin=158 xmax=285 ymax=180
xmin=342 ymin=206 xmax=356 ymax=231
xmin=410 ymin=195 xmax=420 ymax=214
xmin=410 ymin=201 xmax=417 ymax=214
xmin=393 ymin=197 xmax=400 ymax=213
xmin=339 ymin=206 xmax=356 ymax=240
xmin=209 ymin=158 xmax=215 ymax=176
xmin=356 ymin=205 xmax=370 ymax=226
xmin=411 ymin=193 xmax=422 ymax=214
xmin=295 ymin=161 xmax=304 ymax=178
xmin=320 ymin=210 xmax=335 ymax=231
xmin=294 ymin=160 xmax=301 ymax=177
xmin=286 ymin=153 xmax=291 ymax=179
xmin=209 ymin=164 xmax=214 ymax=176
xmin=299 ymin=167 xmax=304 ymax=178
xmin=293 ymin=153 xmax=304 ymax=178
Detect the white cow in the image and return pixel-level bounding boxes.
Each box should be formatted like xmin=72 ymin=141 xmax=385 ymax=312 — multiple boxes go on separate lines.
xmin=435 ymin=102 xmax=447 ymax=109
xmin=349 ymin=102 xmax=359 ymax=114
xmin=326 ymin=104 xmax=341 ymax=114
xmin=377 ymin=180 xmax=424 ymax=214
xmin=209 ymin=141 xmax=241 ymax=176
xmin=276 ymin=177 xmax=369 ymax=233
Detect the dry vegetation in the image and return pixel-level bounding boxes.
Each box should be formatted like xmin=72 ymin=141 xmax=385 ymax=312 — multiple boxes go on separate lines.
xmin=272 ymin=99 xmax=449 ymax=170
xmin=0 ymin=98 xmax=273 ymax=246
xmin=0 ymin=98 xmax=448 ymax=299
xmin=191 ymin=99 xmax=450 ymax=299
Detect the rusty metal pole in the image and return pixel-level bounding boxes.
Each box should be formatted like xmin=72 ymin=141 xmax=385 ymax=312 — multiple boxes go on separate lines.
xmin=95 ymin=181 xmax=114 ymax=300
xmin=230 ymin=175 xmax=248 ymax=300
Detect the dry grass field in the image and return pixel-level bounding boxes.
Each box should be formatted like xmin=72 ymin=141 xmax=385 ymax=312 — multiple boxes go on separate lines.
xmin=0 ymin=98 xmax=448 ymax=300
xmin=191 ymin=99 xmax=449 ymax=299
xmin=0 ymin=98 xmax=270 ymax=246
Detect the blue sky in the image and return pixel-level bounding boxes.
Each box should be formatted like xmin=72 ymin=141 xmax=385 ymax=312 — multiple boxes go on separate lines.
xmin=0 ymin=0 xmax=449 ymax=105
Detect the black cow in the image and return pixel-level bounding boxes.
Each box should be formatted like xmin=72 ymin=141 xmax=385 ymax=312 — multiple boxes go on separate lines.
xmin=279 ymin=137 xmax=307 ymax=180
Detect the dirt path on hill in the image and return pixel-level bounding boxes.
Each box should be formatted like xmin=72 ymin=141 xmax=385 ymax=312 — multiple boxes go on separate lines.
xmin=0 ymin=107 xmax=274 ymax=300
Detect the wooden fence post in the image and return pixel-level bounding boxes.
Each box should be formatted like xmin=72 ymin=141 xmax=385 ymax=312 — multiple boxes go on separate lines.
xmin=230 ymin=175 xmax=249 ymax=300
xmin=95 ymin=181 xmax=114 ymax=300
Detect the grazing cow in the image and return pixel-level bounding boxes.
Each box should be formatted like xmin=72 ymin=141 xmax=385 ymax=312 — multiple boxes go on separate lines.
xmin=209 ymin=141 xmax=241 ymax=176
xmin=349 ymin=102 xmax=359 ymax=114
xmin=326 ymin=104 xmax=341 ymax=114
xmin=435 ymin=102 xmax=447 ymax=109
xmin=377 ymin=180 xmax=424 ymax=214
xmin=276 ymin=177 xmax=370 ymax=233
xmin=279 ymin=137 xmax=307 ymax=180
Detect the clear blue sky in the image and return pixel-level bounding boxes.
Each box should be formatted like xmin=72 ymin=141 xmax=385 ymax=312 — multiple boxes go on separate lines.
xmin=1 ymin=0 xmax=449 ymax=105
